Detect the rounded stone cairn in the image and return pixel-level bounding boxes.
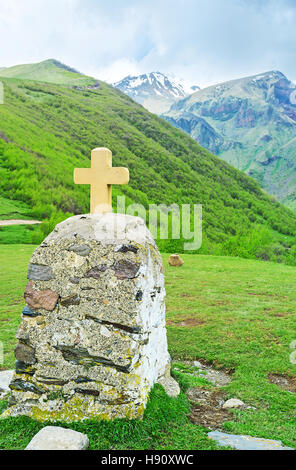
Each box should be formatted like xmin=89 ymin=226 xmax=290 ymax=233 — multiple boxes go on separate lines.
xmin=3 ymin=213 xmax=171 ymax=422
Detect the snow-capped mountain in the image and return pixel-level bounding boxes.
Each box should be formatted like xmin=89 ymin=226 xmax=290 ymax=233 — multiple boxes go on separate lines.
xmin=163 ymin=70 xmax=296 ymax=211
xmin=113 ymin=72 xmax=199 ymax=114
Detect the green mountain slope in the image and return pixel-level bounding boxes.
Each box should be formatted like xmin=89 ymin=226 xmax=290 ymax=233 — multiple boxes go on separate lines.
xmin=0 ymin=69 xmax=296 ymax=263
xmin=163 ymin=71 xmax=296 ymax=211
xmin=0 ymin=59 xmax=96 ymax=86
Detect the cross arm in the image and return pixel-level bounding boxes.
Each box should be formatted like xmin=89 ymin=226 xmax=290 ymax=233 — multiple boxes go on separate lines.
xmin=74 ymin=167 xmax=93 ymax=185
xmin=107 ymin=167 xmax=130 ymax=185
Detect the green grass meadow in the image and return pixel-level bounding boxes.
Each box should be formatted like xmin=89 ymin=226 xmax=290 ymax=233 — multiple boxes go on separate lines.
xmin=0 ymin=246 xmax=296 ymax=449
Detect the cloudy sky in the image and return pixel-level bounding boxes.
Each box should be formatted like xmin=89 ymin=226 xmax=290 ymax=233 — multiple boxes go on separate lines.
xmin=0 ymin=0 xmax=295 ymax=88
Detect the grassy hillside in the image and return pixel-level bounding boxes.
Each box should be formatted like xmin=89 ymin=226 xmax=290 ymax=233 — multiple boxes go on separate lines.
xmin=0 ymin=72 xmax=296 ymax=263
xmin=1 ymin=246 xmax=296 ymax=449
xmin=0 ymin=59 xmax=96 ymax=86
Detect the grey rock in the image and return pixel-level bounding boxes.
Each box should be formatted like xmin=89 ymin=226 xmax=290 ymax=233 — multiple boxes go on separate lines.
xmin=222 ymin=398 xmax=246 ymax=409
xmin=10 ymin=379 xmax=44 ymax=395
xmin=14 ymin=343 xmax=36 ymax=364
xmin=69 ymin=244 xmax=91 ymax=257
xmin=208 ymin=431 xmax=294 ymax=450
xmin=25 ymin=426 xmax=89 ymax=450
xmin=157 ymin=375 xmax=180 ymax=397
xmin=27 ymin=264 xmax=54 ymax=281
xmin=0 ymin=370 xmax=14 ymax=392
xmin=193 ymin=360 xmax=203 ymax=368
xmin=55 ymin=344 xmax=133 ymax=373
xmin=15 ymin=361 xmax=35 ymax=376
xmin=22 ymin=306 xmax=41 ymax=317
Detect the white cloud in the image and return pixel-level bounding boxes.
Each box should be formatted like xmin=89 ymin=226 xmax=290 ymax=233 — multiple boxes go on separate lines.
xmin=0 ymin=0 xmax=295 ymax=86
xmin=91 ymin=58 xmax=141 ymax=84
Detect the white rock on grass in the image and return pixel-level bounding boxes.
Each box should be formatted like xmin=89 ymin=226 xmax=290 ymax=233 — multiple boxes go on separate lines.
xmin=25 ymin=426 xmax=89 ymax=450
xmin=208 ymin=431 xmax=293 ymax=450
xmin=222 ymin=398 xmax=246 ymax=409
xmin=193 ymin=361 xmax=203 ymax=368
xmin=157 ymin=375 xmax=180 ymax=397
xmin=0 ymin=370 xmax=14 ymax=393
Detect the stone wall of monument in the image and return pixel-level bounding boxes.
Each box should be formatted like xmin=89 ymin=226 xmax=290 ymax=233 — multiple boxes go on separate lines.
xmin=3 ymin=213 xmax=170 ymax=422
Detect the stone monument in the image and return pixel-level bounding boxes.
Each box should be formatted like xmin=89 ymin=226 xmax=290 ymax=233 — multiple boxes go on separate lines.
xmin=3 ymin=148 xmax=174 ymax=422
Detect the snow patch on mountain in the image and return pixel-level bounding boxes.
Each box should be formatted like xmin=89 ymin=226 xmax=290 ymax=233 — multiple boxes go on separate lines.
xmin=113 ymin=72 xmax=199 ymax=114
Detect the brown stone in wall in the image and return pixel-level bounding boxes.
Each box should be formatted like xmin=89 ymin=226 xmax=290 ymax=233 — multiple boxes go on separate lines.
xmin=24 ymin=281 xmax=59 ymax=311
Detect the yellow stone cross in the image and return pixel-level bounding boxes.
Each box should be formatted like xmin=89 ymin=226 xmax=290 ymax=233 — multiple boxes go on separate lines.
xmin=74 ymin=148 xmax=129 ymax=214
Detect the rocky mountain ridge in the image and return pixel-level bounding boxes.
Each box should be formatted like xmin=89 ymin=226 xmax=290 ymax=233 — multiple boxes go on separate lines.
xmin=163 ymin=70 xmax=296 ymax=210
xmin=113 ymin=72 xmax=199 ymax=113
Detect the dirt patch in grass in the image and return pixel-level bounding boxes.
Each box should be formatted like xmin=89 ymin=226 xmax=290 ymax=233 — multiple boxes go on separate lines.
xmin=187 ymin=388 xmax=232 ymax=430
xmin=180 ymin=293 xmax=195 ymax=298
xmin=208 ymin=300 xmax=229 ymax=306
xmin=167 ymin=317 xmax=206 ymax=327
xmin=247 ymin=292 xmax=288 ymax=300
xmin=264 ymin=308 xmax=293 ymax=318
xmin=273 ymin=312 xmax=292 ymax=318
xmin=268 ymin=373 xmax=296 ymax=392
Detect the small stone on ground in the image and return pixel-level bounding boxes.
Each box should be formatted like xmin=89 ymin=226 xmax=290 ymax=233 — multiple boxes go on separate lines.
xmin=157 ymin=376 xmax=180 ymax=397
xmin=25 ymin=426 xmax=89 ymax=450
xmin=168 ymin=254 xmax=184 ymax=266
xmin=208 ymin=431 xmax=293 ymax=450
xmin=222 ymin=398 xmax=246 ymax=409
